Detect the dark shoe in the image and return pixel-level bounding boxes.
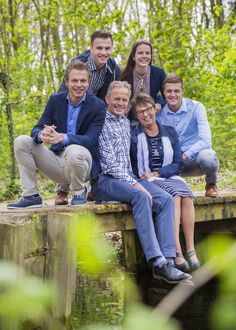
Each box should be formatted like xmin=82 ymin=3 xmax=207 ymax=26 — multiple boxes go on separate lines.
xmin=153 ymin=263 xmax=192 ymax=284
xmin=205 ymin=184 xmax=218 ymax=197
xmin=7 ymin=195 xmax=42 ymax=209
xmin=71 ymin=188 xmax=87 ymax=206
xmin=187 ymin=250 xmax=201 ymax=271
xmin=55 ymin=192 xmax=68 ymax=205
xmin=175 ymin=252 xmax=190 ymax=272
xmin=87 ymin=191 xmax=94 ymax=202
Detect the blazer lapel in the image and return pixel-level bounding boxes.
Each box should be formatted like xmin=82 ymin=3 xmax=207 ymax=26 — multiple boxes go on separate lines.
xmin=59 ymin=93 xmax=68 ymax=133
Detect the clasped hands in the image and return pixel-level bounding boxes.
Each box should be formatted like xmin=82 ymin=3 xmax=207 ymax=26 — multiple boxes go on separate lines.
xmin=39 ymin=125 xmax=63 ymax=144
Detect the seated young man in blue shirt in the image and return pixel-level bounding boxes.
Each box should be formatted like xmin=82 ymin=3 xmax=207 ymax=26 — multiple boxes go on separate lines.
xmin=92 ymin=81 xmax=191 ymax=284
xmin=157 ymin=74 xmax=219 ymax=197
xmin=7 ymin=60 xmax=106 ymax=208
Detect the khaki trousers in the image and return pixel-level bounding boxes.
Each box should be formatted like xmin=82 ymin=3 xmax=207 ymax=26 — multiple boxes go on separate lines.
xmin=14 ymin=135 xmax=92 ymax=196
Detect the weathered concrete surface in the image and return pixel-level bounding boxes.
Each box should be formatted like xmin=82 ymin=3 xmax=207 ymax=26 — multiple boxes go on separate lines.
xmin=0 ymin=191 xmax=236 ymax=319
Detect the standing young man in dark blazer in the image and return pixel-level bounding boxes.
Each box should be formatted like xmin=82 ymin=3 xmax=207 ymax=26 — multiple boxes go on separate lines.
xmin=7 ymin=60 xmax=106 ymax=209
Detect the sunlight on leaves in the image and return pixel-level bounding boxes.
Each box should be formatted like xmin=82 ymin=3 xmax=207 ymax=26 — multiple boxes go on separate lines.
xmin=68 ymin=213 xmax=115 ymax=275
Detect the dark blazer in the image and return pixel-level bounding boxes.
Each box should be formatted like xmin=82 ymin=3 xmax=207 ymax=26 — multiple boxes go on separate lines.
xmin=149 ymin=65 xmax=166 ymax=106
xmin=58 ymin=50 xmax=121 ymax=100
xmin=31 ymin=91 xmax=106 ymax=179
xmin=130 ymin=121 xmax=183 ymax=178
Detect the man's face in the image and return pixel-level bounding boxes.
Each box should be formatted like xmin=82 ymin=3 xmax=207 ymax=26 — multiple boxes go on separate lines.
xmin=106 ymin=87 xmax=130 ymax=116
xmin=90 ymin=38 xmax=113 ymax=69
xmin=163 ymin=82 xmax=184 ymax=111
xmin=65 ymin=69 xmax=89 ymax=103
xmin=135 ymin=103 xmax=156 ymax=127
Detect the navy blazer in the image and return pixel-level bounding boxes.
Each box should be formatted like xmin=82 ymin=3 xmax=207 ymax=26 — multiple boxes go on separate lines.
xmin=149 ymin=65 xmax=166 ymax=105
xmin=31 ymin=91 xmax=106 ymax=179
xmin=130 ymin=121 xmax=183 ymax=178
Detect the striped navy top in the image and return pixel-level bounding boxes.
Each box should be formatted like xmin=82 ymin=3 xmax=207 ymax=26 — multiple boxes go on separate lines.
xmin=147 ymin=135 xmax=163 ymax=170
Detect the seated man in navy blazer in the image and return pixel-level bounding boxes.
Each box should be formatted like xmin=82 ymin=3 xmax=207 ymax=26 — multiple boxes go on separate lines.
xmin=7 ymin=60 xmax=106 ymax=208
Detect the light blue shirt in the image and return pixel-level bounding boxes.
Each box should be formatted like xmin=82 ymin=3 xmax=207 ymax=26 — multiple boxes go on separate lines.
xmin=157 ymin=98 xmax=212 ymax=160
xmin=63 ymin=94 xmax=86 ymax=145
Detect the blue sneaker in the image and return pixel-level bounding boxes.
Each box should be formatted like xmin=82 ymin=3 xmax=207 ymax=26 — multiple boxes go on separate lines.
xmin=71 ymin=188 xmax=87 ymax=206
xmin=7 ymin=195 xmax=43 ymax=209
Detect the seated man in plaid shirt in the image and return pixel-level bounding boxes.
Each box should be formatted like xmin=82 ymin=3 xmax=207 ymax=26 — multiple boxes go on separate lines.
xmin=92 ymin=81 xmax=191 ymax=284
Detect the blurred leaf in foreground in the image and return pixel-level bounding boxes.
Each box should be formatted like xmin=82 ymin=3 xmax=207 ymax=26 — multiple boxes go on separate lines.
xmin=0 ymin=261 xmax=55 ymax=325
xmin=68 ymin=213 xmax=115 ymax=275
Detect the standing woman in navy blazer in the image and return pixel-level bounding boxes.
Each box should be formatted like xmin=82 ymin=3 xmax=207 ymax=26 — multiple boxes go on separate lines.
xmin=121 ymin=40 xmax=166 ymax=113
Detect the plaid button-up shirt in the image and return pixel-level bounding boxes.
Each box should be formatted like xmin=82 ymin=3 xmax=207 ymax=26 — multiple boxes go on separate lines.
xmin=87 ymin=56 xmax=111 ymax=96
xmin=99 ymin=112 xmax=137 ymax=185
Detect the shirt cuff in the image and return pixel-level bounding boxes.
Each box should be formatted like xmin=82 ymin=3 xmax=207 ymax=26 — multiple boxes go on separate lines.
xmin=37 ymin=132 xmax=42 ymax=143
xmin=62 ymin=134 xmax=69 ymax=146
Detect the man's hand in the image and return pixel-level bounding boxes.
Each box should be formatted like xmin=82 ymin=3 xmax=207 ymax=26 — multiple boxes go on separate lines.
xmin=182 ymin=153 xmax=189 ymax=161
xmin=140 ymin=172 xmax=159 ymax=179
xmin=39 ymin=125 xmax=63 ymax=144
xmin=133 ymin=182 xmax=152 ymax=202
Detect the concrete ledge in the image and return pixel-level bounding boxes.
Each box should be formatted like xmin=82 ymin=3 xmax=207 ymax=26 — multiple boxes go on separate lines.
xmin=0 ymin=191 xmax=235 ymax=319
xmin=1 ymin=192 xmax=236 ymax=226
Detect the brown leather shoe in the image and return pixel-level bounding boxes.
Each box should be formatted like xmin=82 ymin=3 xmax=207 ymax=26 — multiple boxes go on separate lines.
xmin=205 ymin=184 xmax=219 ymax=197
xmin=55 ymin=192 xmax=68 ymax=205
xmin=87 ymin=191 xmax=94 ymax=202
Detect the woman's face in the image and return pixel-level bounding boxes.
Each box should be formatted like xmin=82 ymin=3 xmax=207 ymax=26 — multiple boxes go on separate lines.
xmin=135 ymin=102 xmax=156 ymax=127
xmin=133 ymin=44 xmax=152 ymax=68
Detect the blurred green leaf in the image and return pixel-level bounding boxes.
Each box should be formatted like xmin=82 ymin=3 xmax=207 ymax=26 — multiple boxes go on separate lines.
xmin=124 ymin=304 xmax=180 ymax=330
xmin=0 ymin=262 xmax=55 ymax=321
xmin=68 ymin=213 xmax=115 ymax=275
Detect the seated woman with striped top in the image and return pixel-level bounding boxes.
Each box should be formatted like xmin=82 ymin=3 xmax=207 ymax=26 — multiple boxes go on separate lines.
xmin=130 ymin=92 xmax=200 ymax=271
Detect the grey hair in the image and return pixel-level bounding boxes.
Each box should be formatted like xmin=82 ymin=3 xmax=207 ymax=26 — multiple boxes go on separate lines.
xmin=106 ymin=81 xmax=131 ymax=98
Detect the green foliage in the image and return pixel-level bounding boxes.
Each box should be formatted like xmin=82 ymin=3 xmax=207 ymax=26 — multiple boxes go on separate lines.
xmin=123 ymin=304 xmax=180 ymax=330
xmin=0 ymin=261 xmax=55 ymax=328
xmin=69 ymin=212 xmax=180 ymax=330
xmin=0 ymin=0 xmax=235 ymax=191
xmin=81 ymin=303 xmax=180 ymax=330
xmin=202 ymin=235 xmax=236 ymax=330
xmin=68 ymin=213 xmax=115 ymax=275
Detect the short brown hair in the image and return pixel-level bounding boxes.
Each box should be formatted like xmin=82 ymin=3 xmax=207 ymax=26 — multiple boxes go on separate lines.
xmin=131 ymin=92 xmax=155 ymax=110
xmin=91 ymin=30 xmax=113 ymax=45
xmin=64 ymin=60 xmax=90 ymax=81
xmin=163 ymin=73 xmax=184 ymax=90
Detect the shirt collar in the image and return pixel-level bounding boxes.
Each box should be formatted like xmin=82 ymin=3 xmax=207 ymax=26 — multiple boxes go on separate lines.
xmin=67 ymin=93 xmax=86 ymax=107
xmin=166 ymin=98 xmax=188 ymax=114
xmin=87 ymin=55 xmax=111 ymax=73
xmin=106 ymin=111 xmax=126 ymax=121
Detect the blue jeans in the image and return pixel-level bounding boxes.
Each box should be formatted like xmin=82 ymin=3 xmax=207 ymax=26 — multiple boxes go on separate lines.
xmin=182 ymin=149 xmax=219 ymax=184
xmin=92 ymin=174 xmax=176 ymax=262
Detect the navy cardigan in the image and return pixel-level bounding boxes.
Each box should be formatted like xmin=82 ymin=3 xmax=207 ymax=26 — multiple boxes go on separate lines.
xmin=130 ymin=121 xmax=183 ymax=178
xmin=58 ymin=50 xmax=121 ymax=101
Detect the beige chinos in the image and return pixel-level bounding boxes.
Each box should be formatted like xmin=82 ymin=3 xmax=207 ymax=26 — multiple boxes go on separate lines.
xmin=14 ymin=135 xmax=92 ymax=196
